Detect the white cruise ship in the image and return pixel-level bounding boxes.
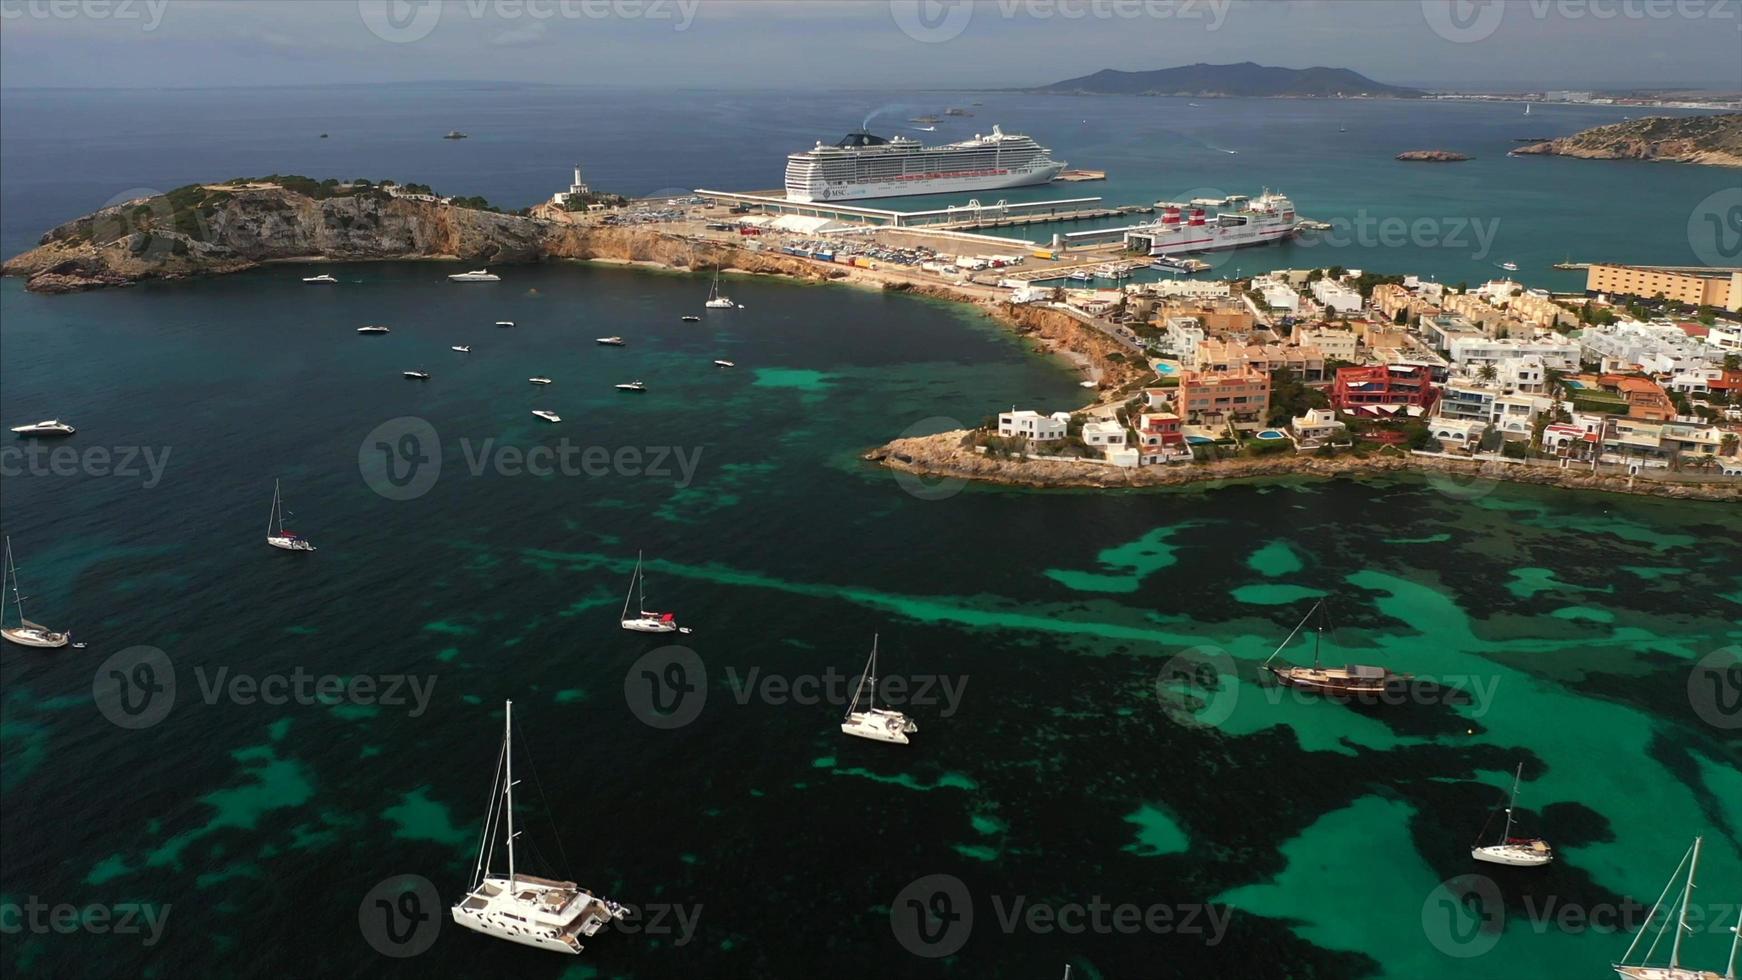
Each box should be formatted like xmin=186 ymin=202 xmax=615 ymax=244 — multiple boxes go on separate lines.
xmin=784 ymin=126 xmax=1064 ymax=203
xmin=1124 ymin=191 xmax=1297 ymax=257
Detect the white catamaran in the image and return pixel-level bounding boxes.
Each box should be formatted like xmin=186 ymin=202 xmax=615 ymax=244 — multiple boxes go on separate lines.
xmin=1613 ymin=836 xmax=1741 ymax=980
xmin=1 ymin=537 xmax=72 ymax=649
xmin=265 ymin=479 xmax=316 ymax=552
xmin=1471 ymin=762 xmax=1553 ymax=867
xmin=841 ymin=634 xmax=918 ymax=745
xmin=451 ymin=700 xmax=627 ymax=954
xmin=619 ymin=551 xmax=689 ymax=633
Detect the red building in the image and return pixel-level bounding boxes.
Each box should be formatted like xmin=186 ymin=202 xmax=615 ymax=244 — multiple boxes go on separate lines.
xmin=1330 ymin=365 xmax=1438 ymax=418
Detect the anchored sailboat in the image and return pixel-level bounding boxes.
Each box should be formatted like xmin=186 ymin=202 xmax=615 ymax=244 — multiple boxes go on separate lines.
xmin=841 ymin=634 xmax=918 ymax=745
xmin=1 ymin=537 xmax=71 ymax=649
xmin=1262 ymin=599 xmax=1407 ymax=698
xmin=1613 ymin=836 xmax=1740 ymax=980
xmin=266 ymin=480 xmax=316 ymax=552
xmin=1471 ymin=763 xmax=1553 ymax=867
xmin=703 ymin=269 xmax=734 ymax=310
xmin=450 ymin=700 xmax=627 ymax=954
xmin=619 ymin=552 xmax=689 ymax=633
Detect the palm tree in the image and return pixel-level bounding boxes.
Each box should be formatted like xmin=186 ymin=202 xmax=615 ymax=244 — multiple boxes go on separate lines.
xmin=1478 ymin=363 xmax=1498 ymax=383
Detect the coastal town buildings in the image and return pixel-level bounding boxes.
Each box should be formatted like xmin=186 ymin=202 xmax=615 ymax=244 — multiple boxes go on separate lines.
xmin=998 ymin=410 xmax=1066 ymax=442
xmin=1193 ymin=339 xmax=1326 ymax=382
xmin=1290 ymin=407 xmax=1347 ymax=447
xmin=1175 ymin=368 xmax=1272 ymax=425
xmin=1585 ymin=263 xmax=1742 ymax=312
xmin=1330 ymin=364 xmax=1438 ymax=417
xmin=1295 ymin=325 xmax=1358 ymax=362
xmin=1310 ymin=278 xmax=1363 ymax=315
xmin=1447 ymin=334 xmax=1581 ymax=371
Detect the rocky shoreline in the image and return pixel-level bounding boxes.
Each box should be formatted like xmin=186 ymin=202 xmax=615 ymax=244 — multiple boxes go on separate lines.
xmin=1395 ymin=150 xmax=1470 ymax=162
xmin=1510 ymin=113 xmax=1742 ymax=167
xmin=867 ymin=431 xmax=1742 ymax=502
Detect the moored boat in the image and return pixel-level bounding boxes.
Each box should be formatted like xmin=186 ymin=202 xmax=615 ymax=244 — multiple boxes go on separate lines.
xmin=1 ymin=537 xmax=72 ymax=648
xmin=1471 ymin=763 xmax=1553 ymax=867
xmin=841 ymin=635 xmax=917 ymax=745
xmin=9 ymin=420 xmax=76 ymax=437
xmin=449 ymin=269 xmax=500 ymax=282
xmin=1262 ymin=599 xmax=1408 ymax=698
xmin=265 ymin=479 xmax=316 ymax=553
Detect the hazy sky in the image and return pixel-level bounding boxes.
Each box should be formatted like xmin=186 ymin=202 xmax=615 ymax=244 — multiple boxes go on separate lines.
xmin=1 ymin=0 xmax=1738 ymax=92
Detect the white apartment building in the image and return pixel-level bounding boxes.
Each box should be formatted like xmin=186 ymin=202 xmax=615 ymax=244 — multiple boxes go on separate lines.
xmin=1160 ymin=317 xmax=1206 ymax=362
xmin=998 ymin=410 xmax=1066 ymax=442
xmin=1447 ymin=334 xmax=1580 ymax=371
xmin=1254 ymin=277 xmax=1301 ymax=315
xmin=1311 ymin=278 xmax=1363 ymax=315
xmin=1296 ymin=326 xmax=1358 ymax=361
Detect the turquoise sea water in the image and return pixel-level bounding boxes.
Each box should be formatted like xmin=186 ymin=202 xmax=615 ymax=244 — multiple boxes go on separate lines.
xmin=0 ymin=86 xmax=1739 ymax=979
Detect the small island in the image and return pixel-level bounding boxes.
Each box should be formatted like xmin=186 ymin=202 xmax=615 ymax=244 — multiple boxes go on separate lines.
xmin=1511 ymin=113 xmax=1741 ymax=167
xmin=1396 ymin=150 xmax=1470 ymax=162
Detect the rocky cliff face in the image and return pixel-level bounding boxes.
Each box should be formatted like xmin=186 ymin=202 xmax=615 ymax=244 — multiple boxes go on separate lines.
xmin=4 ymin=183 xmax=552 ymax=293
xmin=1511 ymin=113 xmax=1742 ymax=167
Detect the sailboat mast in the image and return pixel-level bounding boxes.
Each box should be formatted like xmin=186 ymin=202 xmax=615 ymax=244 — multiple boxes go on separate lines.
xmin=504 ymin=700 xmax=516 ymax=891
xmin=867 ymin=634 xmax=880 ymax=713
xmin=621 ymin=553 xmax=641 ymax=621
xmin=1264 ymin=600 xmax=1322 ymax=668
xmin=1 ymin=537 xmax=15 ymax=626
xmin=268 ymin=481 xmax=280 ymax=535
xmin=1725 ymin=903 xmax=1739 ymax=980
xmin=1672 ymin=836 xmax=1703 ymax=968
xmin=1501 ymin=763 xmax=1522 ymax=842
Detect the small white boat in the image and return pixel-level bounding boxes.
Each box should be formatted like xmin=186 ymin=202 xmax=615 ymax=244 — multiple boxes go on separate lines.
xmin=841 ymin=635 xmax=917 ymax=745
xmin=302 ymin=273 xmax=338 ymax=284
xmin=713 ymin=360 xmax=735 ymax=368
xmin=1500 ymin=261 xmax=1519 ymax=272
xmin=703 ymin=270 xmax=734 ymax=309
xmin=531 ymin=410 xmax=561 ymax=423
xmin=619 ymin=551 xmax=689 ymax=633
xmin=404 ymin=369 xmax=430 ymax=380
xmin=495 ymin=320 xmax=515 ymax=328
xmin=9 ymin=420 xmax=76 ymax=437
xmin=1471 ymin=763 xmax=1553 ymax=867
xmin=450 ymin=701 xmax=628 ymax=954
xmin=596 ymin=337 xmax=625 ymax=346
xmin=529 ymin=376 xmax=553 ymax=385
xmin=265 ymin=479 xmax=316 ymax=553
xmin=1079 ymin=380 xmax=1098 ymax=389
xmin=1 ymin=537 xmax=72 ymax=649
xmin=357 ymin=325 xmax=390 ymax=335
xmin=680 ymin=315 xmax=702 ymax=323
xmin=451 ymin=345 xmax=471 ymax=353
xmin=614 ymin=381 xmax=646 ymax=392
xmin=449 ymin=269 xmax=500 ymax=282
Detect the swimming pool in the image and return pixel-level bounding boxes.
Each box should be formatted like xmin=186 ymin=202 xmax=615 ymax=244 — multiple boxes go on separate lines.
xmin=1186 ymin=435 xmax=1215 ymax=445
xmin=1153 ymin=361 xmax=1180 ymax=376
xmin=1255 ymin=430 xmax=1286 ymax=440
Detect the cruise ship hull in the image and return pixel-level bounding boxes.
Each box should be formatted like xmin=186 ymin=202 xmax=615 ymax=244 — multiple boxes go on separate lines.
xmin=787 ymin=163 xmax=1065 ymax=203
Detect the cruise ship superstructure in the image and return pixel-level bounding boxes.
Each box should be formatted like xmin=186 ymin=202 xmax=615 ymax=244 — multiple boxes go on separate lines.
xmin=784 ymin=126 xmax=1064 ymax=203
xmin=1124 ymin=191 xmax=1297 ymax=257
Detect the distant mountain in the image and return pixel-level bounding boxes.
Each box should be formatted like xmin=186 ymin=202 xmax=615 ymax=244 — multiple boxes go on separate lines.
xmin=1032 ymin=62 xmax=1422 ymax=99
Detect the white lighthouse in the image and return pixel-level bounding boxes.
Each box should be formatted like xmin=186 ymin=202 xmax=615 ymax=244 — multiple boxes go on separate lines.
xmin=552 ymin=164 xmax=590 ymax=205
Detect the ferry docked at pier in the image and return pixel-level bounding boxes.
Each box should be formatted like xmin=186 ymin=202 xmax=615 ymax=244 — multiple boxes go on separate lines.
xmin=784 ymin=126 xmax=1064 ymax=203
xmin=1124 ymin=191 xmax=1296 ymax=257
